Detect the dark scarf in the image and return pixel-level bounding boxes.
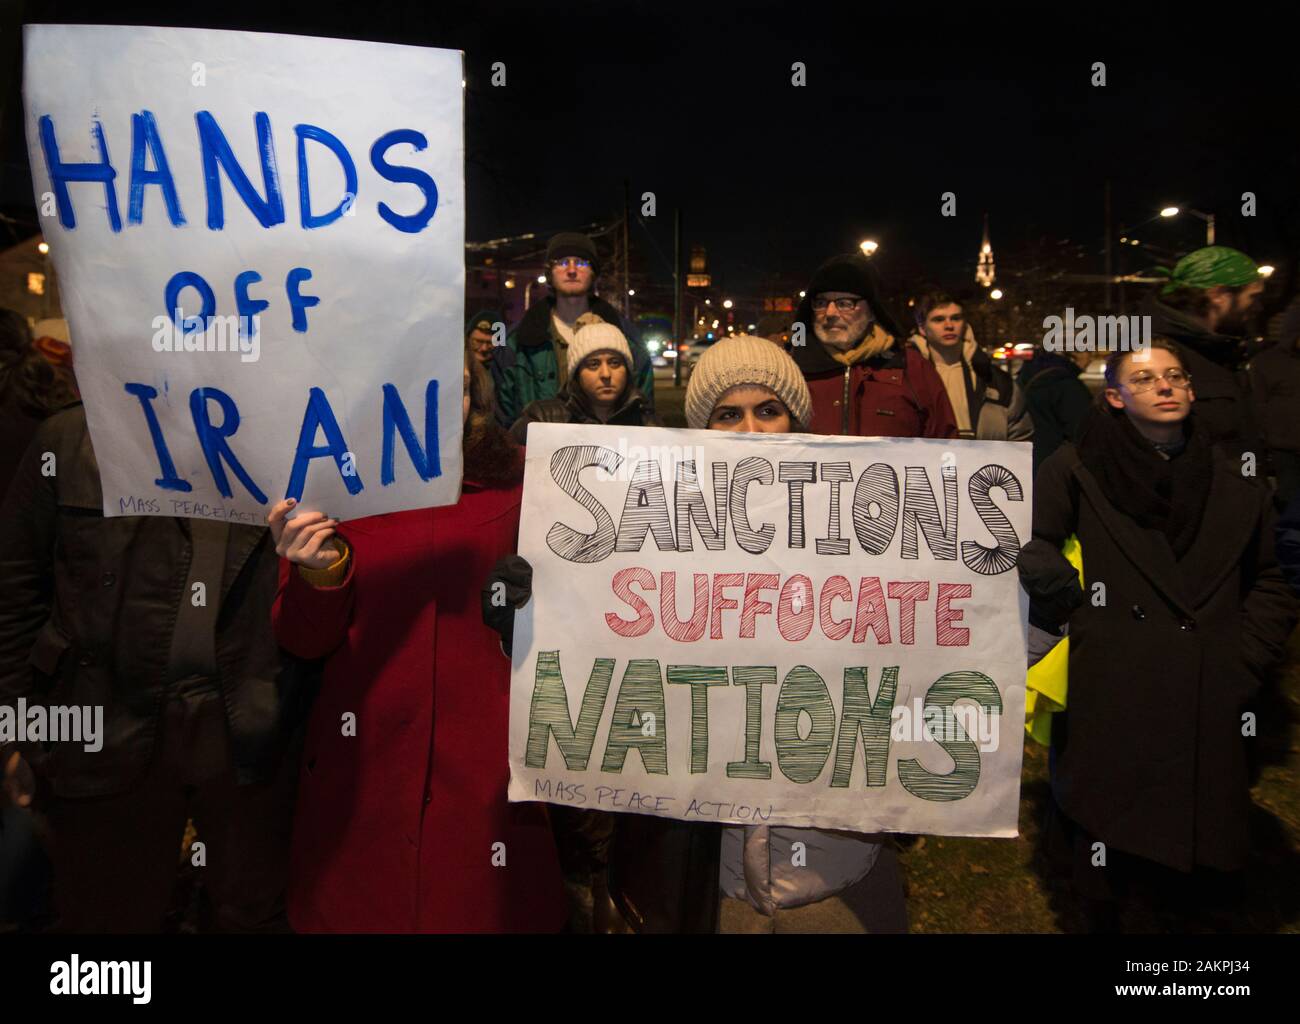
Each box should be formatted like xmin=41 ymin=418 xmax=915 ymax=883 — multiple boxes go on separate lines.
xmin=1076 ymin=404 xmax=1212 ymax=559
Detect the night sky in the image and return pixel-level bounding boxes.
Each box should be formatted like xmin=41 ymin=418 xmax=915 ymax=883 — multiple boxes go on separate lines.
xmin=3 ymin=0 xmax=1296 ymax=303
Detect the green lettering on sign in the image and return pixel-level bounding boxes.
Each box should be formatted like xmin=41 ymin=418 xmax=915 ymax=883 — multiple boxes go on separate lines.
xmin=525 ymin=651 xmax=613 ymax=770
xmin=897 ymin=669 xmax=1002 ymax=802
xmin=601 ymin=659 xmax=669 ymax=774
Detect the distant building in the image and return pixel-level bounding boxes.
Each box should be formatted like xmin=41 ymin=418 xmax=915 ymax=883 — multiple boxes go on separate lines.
xmin=976 ymin=214 xmax=996 ymax=288
xmin=0 ymin=234 xmax=62 ymax=322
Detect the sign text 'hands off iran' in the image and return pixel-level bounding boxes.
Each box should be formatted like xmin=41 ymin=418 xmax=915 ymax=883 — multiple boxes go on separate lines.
xmin=24 ymin=25 xmax=465 ymax=521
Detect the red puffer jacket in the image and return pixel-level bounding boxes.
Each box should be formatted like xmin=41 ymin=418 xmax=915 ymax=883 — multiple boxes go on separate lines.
xmin=271 ymin=478 xmax=567 ymax=933
xmin=792 ymin=333 xmax=959 ymax=438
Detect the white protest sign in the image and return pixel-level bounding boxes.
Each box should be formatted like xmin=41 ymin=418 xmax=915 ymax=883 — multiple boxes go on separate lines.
xmin=509 ymin=424 xmax=1031 ymax=837
xmin=23 ymin=25 xmax=464 ymax=522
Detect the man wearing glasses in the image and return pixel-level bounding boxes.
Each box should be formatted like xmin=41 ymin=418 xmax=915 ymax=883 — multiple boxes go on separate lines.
xmin=790 ymin=252 xmax=956 ymax=438
xmin=496 ymin=232 xmax=653 ymax=427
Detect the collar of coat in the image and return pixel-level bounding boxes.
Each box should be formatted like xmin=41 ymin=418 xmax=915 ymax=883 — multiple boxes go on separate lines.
xmin=1061 ymin=440 xmax=1266 ymax=616
xmin=559 ymin=381 xmax=646 ymax=422
xmin=514 ymin=294 xmax=625 ymax=351
xmin=790 ymin=324 xmax=907 ymax=376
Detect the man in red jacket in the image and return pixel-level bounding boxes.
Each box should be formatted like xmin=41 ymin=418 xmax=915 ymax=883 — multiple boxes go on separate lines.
xmin=790 ymin=253 xmax=958 ymax=438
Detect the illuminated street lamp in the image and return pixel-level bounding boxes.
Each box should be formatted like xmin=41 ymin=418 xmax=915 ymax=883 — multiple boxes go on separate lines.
xmin=1160 ymin=204 xmax=1215 ymax=245
xmin=859 ymin=239 xmax=879 ymax=256
xmin=37 ymin=241 xmax=49 ymax=254
xmin=722 ymin=299 xmax=733 ymax=309
xmin=990 ymin=288 xmax=1004 ymax=300
xmin=1258 ymin=265 xmax=1275 ymax=278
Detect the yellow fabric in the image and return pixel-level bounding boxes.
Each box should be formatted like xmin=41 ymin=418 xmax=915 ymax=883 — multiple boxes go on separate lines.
xmin=827 ymin=323 xmax=894 ymax=365
xmin=297 ymin=538 xmax=352 ymax=588
xmin=1024 ymin=535 xmax=1083 ymax=745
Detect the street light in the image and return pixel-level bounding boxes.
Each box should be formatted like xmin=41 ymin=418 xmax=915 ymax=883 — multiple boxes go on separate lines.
xmin=722 ymin=299 xmax=733 ymax=309
xmin=1259 ymin=265 xmax=1275 ymax=278
xmin=859 ymin=239 xmax=879 ymax=256
xmin=628 ymin=289 xmax=636 ymax=296
xmin=990 ymin=288 xmax=1004 ymax=300
xmin=37 ymin=241 xmax=49 ymax=254
xmin=536 ymin=275 xmax=546 ymax=284
xmin=1160 ymin=204 xmax=1215 ymax=245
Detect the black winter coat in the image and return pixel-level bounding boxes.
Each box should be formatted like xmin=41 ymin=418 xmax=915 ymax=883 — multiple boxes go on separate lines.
xmin=1018 ymin=352 xmax=1092 ymax=475
xmin=1146 ymin=296 xmax=1261 ymax=456
xmin=509 ymin=386 xmax=661 ymax=446
xmin=0 ymin=405 xmax=306 ymax=798
xmin=1027 ymin=441 xmax=1296 ymax=871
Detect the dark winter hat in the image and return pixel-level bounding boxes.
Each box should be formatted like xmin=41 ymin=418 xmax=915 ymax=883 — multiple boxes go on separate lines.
xmin=465 ymin=308 xmax=501 ymax=337
xmin=800 ymin=252 xmax=905 ymax=339
xmin=546 ymin=232 xmax=598 ymax=271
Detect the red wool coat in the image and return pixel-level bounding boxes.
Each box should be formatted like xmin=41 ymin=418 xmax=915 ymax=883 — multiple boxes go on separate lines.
xmin=271 ymin=480 xmax=567 ymax=933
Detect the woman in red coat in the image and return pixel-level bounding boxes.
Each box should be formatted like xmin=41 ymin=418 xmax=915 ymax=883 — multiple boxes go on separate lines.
xmin=267 ymin=361 xmax=566 ymax=933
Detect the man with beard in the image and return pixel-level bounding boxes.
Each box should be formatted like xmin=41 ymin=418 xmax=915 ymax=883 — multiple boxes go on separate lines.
xmin=791 ymin=253 xmax=957 ymax=438
xmin=496 ymin=232 xmax=654 ymax=427
xmin=1144 ymin=246 xmax=1267 ymax=454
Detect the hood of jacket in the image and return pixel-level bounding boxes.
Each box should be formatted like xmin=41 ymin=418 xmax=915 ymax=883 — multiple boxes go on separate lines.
xmin=513 ymin=293 xmax=626 ymax=352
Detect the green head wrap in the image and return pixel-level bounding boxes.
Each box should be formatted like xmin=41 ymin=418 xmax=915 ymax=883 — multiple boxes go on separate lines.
xmin=1154 ymin=246 xmax=1260 ymax=295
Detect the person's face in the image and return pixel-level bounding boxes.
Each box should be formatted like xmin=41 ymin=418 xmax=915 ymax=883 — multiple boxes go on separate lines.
xmin=922 ymin=303 xmax=964 ymax=349
xmin=577 ymin=351 xmax=628 ymax=407
xmin=469 ymin=327 xmax=495 ymax=364
xmin=707 ymin=385 xmax=794 ymax=433
xmin=812 ymin=291 xmax=871 ymax=350
xmin=549 ymin=257 xmax=594 ymax=297
xmin=462 ymin=367 xmax=472 ymax=425
xmin=1103 ymin=347 xmax=1194 ymax=427
xmin=1208 ymin=281 xmax=1264 ymax=334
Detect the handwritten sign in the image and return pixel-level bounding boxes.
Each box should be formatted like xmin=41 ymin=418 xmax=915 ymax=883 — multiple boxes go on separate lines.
xmin=23 ymin=24 xmax=464 ymax=521
xmin=509 ymin=424 xmax=1031 ymax=837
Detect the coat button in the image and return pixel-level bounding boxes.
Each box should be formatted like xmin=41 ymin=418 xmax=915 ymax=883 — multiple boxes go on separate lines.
xmin=1131 ymin=605 xmax=1145 ymax=620
xmin=1180 ymin=619 xmax=1196 ymax=631
xmin=101 ymin=571 xmax=116 ymax=587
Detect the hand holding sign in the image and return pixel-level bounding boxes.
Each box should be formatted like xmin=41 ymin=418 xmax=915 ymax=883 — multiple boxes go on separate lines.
xmin=268 ymin=498 xmax=341 ymax=571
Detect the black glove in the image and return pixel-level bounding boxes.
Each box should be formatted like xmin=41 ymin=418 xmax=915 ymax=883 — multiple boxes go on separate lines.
xmin=481 ymin=555 xmax=533 ymax=657
xmin=1017 ymin=539 xmax=1085 ymax=632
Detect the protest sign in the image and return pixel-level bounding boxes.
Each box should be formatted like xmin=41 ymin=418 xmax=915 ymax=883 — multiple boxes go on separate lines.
xmin=23 ymin=24 xmax=464 ymax=522
xmin=508 ymin=424 xmax=1031 ymax=837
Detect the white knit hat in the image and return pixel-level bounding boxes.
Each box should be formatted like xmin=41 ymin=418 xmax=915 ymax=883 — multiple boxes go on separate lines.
xmin=565 ymin=321 xmax=634 ymax=378
xmin=685 ymin=334 xmax=812 ymax=430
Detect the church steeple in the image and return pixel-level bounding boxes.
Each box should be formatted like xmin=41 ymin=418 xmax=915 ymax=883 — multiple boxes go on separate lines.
xmin=976 ymin=214 xmax=996 ymax=288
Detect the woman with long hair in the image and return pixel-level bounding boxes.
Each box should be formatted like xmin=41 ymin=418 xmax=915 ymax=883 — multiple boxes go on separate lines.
xmin=267 ymin=357 xmax=567 ymax=932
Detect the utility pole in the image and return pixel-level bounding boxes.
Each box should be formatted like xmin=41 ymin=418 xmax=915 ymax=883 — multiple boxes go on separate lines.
xmin=673 ymin=207 xmax=683 ymax=388
xmin=1104 ymin=179 xmax=1113 ymax=311
xmin=622 ymin=179 xmax=631 ymax=320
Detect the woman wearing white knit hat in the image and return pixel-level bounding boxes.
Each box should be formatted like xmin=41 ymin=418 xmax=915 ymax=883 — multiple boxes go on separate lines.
xmin=684 ymin=333 xmax=812 ymax=432
xmin=600 ymin=336 xmax=908 ymax=935
xmin=509 ymin=314 xmax=660 ymax=444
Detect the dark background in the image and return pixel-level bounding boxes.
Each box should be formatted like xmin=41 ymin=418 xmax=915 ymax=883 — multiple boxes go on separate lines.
xmin=2 ymin=0 xmax=1297 ymax=311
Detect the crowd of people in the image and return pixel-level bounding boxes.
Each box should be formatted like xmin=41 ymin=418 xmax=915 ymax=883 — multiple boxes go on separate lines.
xmin=2 ymin=229 xmax=1299 ymax=934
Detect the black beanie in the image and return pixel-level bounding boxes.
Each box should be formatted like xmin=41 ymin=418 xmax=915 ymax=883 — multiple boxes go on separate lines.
xmin=801 ymin=252 xmax=904 ymax=339
xmin=546 ymin=232 xmax=599 ymax=273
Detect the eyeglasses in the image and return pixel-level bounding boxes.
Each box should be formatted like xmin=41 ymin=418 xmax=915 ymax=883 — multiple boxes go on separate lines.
xmin=1124 ymin=368 xmax=1192 ymax=393
xmin=550 ymin=257 xmax=592 ymax=270
xmin=811 ymin=296 xmax=863 ymax=312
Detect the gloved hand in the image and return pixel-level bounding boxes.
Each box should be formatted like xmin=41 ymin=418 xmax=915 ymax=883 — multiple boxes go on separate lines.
xmin=1017 ymin=539 xmax=1085 ymax=632
xmin=481 ymin=555 xmax=533 ymax=657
